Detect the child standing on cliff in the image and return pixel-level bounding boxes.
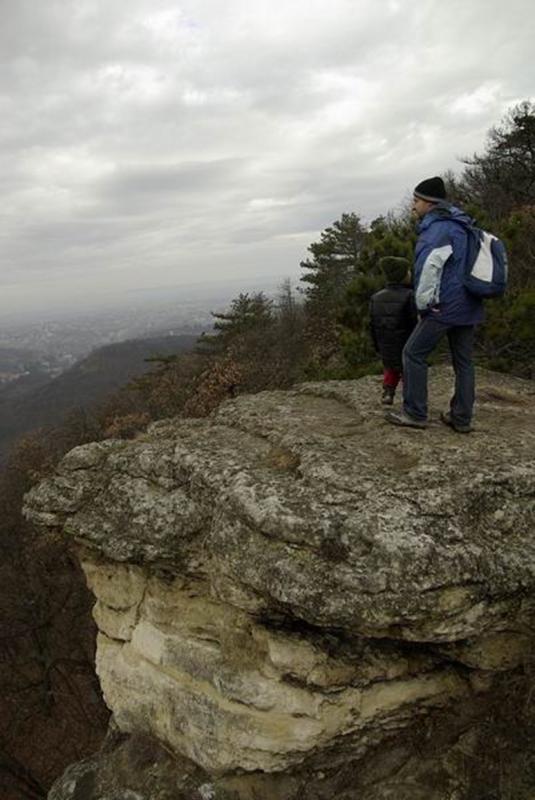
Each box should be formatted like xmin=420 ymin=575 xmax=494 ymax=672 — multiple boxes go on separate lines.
xmin=369 ymin=257 xmax=417 ymax=405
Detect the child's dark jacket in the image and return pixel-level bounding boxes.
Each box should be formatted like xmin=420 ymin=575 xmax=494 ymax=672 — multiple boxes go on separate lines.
xmin=369 ymin=284 xmax=417 ymax=370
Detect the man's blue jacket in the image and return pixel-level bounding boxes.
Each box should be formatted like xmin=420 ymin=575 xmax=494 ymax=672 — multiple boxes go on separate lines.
xmin=414 ymin=203 xmax=484 ymax=326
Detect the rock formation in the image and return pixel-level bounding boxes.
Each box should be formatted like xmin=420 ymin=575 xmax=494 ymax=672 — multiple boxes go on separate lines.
xmin=24 ymin=366 xmax=535 ymax=800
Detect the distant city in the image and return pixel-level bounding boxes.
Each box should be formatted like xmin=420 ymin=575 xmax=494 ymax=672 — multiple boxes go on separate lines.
xmin=0 ymin=275 xmax=288 ymax=384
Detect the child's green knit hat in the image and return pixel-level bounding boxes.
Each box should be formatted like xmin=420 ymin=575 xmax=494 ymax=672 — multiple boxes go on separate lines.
xmin=379 ymin=256 xmax=410 ymax=284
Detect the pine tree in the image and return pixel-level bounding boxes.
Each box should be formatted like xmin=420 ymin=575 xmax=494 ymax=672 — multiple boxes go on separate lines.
xmin=300 ymin=213 xmax=365 ymax=312
xmin=197 ymin=292 xmax=274 ymax=355
xmin=300 ymin=213 xmax=366 ymax=363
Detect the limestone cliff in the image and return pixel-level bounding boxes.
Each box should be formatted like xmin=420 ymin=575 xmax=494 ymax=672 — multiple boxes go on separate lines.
xmin=24 ymin=366 xmax=535 ymax=800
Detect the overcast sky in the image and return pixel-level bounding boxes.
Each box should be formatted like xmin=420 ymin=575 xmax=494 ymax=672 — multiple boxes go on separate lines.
xmin=1 ymin=0 xmax=534 ymax=315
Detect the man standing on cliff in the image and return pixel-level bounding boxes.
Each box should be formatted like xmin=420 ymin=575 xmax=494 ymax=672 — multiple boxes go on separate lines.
xmin=385 ymin=176 xmax=484 ymax=433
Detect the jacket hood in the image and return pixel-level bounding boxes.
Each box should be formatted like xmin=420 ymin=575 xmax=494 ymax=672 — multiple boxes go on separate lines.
xmin=417 ymin=203 xmax=473 ymax=233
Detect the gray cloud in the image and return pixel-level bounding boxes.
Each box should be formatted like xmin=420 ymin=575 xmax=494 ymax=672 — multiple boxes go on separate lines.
xmin=0 ymin=0 xmax=534 ymax=313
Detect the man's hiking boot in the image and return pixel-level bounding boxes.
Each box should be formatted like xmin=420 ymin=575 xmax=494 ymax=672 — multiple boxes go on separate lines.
xmin=382 ymin=386 xmax=395 ymax=405
xmin=440 ymin=411 xmax=473 ymax=434
xmin=385 ymin=410 xmax=427 ymax=429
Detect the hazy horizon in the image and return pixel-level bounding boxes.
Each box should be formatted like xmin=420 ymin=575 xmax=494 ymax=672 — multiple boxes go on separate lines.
xmin=0 ymin=272 xmax=292 ymax=325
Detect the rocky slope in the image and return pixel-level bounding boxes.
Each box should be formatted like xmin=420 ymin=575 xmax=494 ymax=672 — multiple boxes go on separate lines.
xmin=24 ymin=366 xmax=535 ymax=800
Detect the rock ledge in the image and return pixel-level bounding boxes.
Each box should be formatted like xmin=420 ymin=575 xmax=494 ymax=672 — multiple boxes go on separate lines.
xmin=25 ymin=367 xmax=535 ymax=799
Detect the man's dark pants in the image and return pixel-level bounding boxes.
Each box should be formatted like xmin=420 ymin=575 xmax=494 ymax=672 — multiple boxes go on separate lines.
xmin=402 ymin=317 xmax=475 ymax=425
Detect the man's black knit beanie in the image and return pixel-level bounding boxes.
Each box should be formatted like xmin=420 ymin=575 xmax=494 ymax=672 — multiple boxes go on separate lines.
xmin=380 ymin=256 xmax=410 ymax=284
xmin=413 ymin=176 xmax=446 ymax=202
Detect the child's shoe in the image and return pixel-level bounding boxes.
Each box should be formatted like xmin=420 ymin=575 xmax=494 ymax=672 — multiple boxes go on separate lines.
xmin=382 ymin=386 xmax=395 ymax=405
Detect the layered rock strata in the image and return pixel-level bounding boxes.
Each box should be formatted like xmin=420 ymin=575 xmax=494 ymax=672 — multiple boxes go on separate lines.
xmin=25 ymin=367 xmax=535 ymax=799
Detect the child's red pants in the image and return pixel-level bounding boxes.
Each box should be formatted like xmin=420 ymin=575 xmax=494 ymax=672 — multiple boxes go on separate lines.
xmin=383 ymin=368 xmax=402 ymax=388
